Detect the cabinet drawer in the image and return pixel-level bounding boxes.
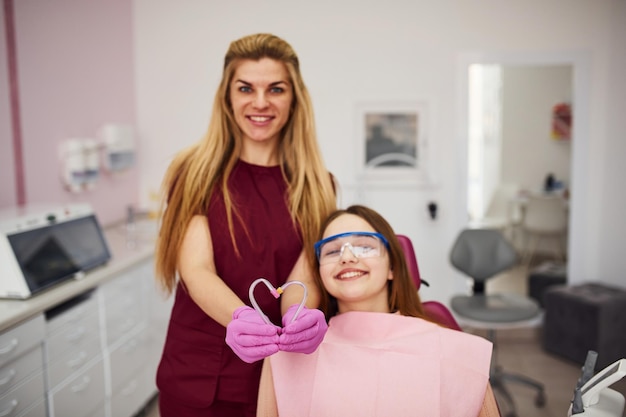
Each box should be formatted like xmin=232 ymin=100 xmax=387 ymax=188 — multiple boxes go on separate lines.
xmin=110 ymin=366 xmax=155 ymax=417
xmin=84 ymin=403 xmax=105 ymax=417
xmin=49 ymin=358 xmax=105 ymax=417
xmin=101 ymin=270 xmax=136 ymax=297
xmin=103 ymin=285 xmax=141 ymax=313
xmin=17 ymin=399 xmax=46 ymax=417
xmin=100 ymin=263 xmax=150 ymax=305
xmin=105 ymin=312 xmax=146 ymax=348
xmin=0 ymin=315 xmax=44 ymax=369
xmin=0 ymin=346 xmax=43 ymax=397
xmin=110 ymin=329 xmax=149 ymax=390
xmin=0 ymin=371 xmax=44 ymax=417
xmin=102 ymin=269 xmax=150 ymax=346
xmin=45 ymin=311 xmax=100 ymax=363
xmin=46 ymin=337 xmax=102 ymax=389
xmin=46 ymin=292 xmax=99 ymax=335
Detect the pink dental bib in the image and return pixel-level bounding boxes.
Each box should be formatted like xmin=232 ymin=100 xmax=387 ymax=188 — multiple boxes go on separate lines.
xmin=270 ymin=311 xmax=492 ymax=417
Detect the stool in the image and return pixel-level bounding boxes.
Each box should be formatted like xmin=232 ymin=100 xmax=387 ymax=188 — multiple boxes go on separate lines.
xmin=542 ymin=283 xmax=626 ymax=370
xmin=528 ymin=261 xmax=567 ymax=308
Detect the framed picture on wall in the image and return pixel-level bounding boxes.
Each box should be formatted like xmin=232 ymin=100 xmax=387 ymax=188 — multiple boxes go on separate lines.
xmin=356 ymin=101 xmax=429 ymax=184
xmin=551 ymin=102 xmax=572 ymax=141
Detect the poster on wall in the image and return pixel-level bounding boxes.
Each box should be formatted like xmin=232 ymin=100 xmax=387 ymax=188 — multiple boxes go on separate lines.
xmin=356 ymin=101 xmax=430 ymax=184
xmin=551 ymin=102 xmax=572 ymax=141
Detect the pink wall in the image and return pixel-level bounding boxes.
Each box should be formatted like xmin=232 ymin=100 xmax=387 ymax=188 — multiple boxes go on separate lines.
xmin=0 ymin=3 xmax=17 ymax=208
xmin=1 ymin=0 xmax=138 ymax=225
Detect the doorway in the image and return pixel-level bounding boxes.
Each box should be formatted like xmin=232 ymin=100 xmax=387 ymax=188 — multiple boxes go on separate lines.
xmin=468 ymin=64 xmax=572 ymax=254
xmin=457 ymin=51 xmax=591 ymax=284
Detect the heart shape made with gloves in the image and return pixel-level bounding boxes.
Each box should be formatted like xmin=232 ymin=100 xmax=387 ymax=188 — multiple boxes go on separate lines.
xmin=249 ymin=278 xmax=308 ymax=326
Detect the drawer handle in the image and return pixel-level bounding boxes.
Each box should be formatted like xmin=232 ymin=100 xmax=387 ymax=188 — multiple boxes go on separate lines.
xmin=71 ymin=375 xmax=91 ymax=393
xmin=0 ymin=369 xmax=16 ymax=387
xmin=0 ymin=399 xmax=18 ymax=417
xmin=66 ymin=351 xmax=88 ymax=369
xmin=66 ymin=326 xmax=86 ymax=342
xmin=0 ymin=339 xmax=18 ymax=356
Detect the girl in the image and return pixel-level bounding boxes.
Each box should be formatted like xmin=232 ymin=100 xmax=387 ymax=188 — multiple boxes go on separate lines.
xmin=257 ymin=205 xmax=500 ymax=416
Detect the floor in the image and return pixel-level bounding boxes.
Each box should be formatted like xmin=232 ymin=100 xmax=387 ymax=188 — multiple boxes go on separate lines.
xmin=139 ymin=261 xmax=626 ymax=417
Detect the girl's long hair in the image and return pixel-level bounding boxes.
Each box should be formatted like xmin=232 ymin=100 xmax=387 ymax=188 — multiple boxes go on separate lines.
xmin=155 ymin=33 xmax=336 ymax=294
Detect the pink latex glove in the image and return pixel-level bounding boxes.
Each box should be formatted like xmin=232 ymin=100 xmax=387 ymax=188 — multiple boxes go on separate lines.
xmin=278 ymin=304 xmax=328 ymax=354
xmin=225 ymin=306 xmax=280 ymax=363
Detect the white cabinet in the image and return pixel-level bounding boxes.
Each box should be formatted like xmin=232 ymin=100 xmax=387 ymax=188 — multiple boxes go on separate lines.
xmin=101 ymin=257 xmax=171 ymax=417
xmin=0 ymin=256 xmax=171 ymax=417
xmin=47 ymin=359 xmax=105 ymax=417
xmin=44 ymin=290 xmax=105 ymax=417
xmin=0 ymin=314 xmax=46 ymax=417
xmin=16 ymin=401 xmax=47 ymax=417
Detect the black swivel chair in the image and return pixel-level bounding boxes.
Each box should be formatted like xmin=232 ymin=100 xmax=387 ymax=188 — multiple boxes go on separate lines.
xmin=449 ymin=228 xmax=546 ymax=417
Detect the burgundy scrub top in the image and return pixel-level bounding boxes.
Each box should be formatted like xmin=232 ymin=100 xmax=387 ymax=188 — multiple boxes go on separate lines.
xmin=156 ymin=160 xmax=302 ymax=412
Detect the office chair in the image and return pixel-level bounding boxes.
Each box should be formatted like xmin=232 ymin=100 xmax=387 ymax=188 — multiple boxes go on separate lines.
xmin=397 ymin=234 xmax=461 ymax=331
xmin=449 ymin=228 xmax=546 ymax=417
xmin=521 ymin=194 xmax=568 ymax=266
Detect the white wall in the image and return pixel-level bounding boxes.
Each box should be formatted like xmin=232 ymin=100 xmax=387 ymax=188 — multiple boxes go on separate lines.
xmin=596 ymin=0 xmax=626 ymax=286
xmin=134 ymin=0 xmax=626 ymax=303
xmin=501 ymin=65 xmax=572 ymax=192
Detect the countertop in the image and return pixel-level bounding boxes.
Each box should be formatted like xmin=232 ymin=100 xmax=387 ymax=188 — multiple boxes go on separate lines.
xmin=0 ymin=219 xmax=159 ymax=333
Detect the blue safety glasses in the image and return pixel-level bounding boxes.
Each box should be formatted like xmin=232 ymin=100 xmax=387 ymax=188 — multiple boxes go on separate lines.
xmin=314 ymin=232 xmax=390 ymax=265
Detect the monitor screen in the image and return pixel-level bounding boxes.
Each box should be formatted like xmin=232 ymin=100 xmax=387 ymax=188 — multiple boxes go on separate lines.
xmin=8 ymin=214 xmax=111 ymax=294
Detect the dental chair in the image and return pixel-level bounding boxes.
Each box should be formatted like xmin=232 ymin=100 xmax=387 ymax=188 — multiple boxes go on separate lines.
xmin=397 ymin=234 xmax=462 ymax=331
xmin=449 ymin=228 xmax=546 ymax=417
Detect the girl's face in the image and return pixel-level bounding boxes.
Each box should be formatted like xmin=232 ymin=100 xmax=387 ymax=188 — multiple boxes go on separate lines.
xmin=318 ymin=214 xmax=393 ymax=314
xmin=229 ymin=58 xmax=293 ymax=157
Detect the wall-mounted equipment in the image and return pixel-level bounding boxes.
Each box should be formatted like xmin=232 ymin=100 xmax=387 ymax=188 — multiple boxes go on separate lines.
xmin=99 ymin=124 xmax=136 ymax=173
xmin=57 ymin=124 xmax=136 ymax=193
xmin=58 ymin=139 xmax=96 ymax=193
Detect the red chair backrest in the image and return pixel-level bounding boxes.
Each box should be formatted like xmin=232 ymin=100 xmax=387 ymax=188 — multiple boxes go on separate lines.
xmin=396 ymin=234 xmax=462 ymax=331
xmin=397 ymin=234 xmax=422 ymax=289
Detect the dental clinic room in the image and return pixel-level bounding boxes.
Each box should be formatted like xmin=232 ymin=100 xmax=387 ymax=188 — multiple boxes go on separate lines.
xmin=1 ymin=1 xmax=625 ymax=417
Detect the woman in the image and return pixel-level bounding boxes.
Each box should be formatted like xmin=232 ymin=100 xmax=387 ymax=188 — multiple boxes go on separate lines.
xmin=257 ymin=205 xmax=500 ymax=416
xmin=155 ymin=33 xmax=337 ymax=417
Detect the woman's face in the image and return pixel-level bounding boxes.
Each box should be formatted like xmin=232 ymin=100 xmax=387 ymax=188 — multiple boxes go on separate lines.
xmin=229 ymin=58 xmax=293 ymax=151
xmin=318 ymin=214 xmax=393 ymax=314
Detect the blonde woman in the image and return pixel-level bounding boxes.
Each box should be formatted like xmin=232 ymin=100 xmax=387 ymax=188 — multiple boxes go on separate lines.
xmin=155 ymin=33 xmax=337 ymax=417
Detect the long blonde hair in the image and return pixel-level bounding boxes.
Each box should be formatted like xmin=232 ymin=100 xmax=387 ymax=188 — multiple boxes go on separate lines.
xmin=155 ymin=33 xmax=337 ymax=294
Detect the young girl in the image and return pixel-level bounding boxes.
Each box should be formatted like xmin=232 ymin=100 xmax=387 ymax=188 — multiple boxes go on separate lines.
xmin=257 ymin=205 xmax=500 ymax=416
